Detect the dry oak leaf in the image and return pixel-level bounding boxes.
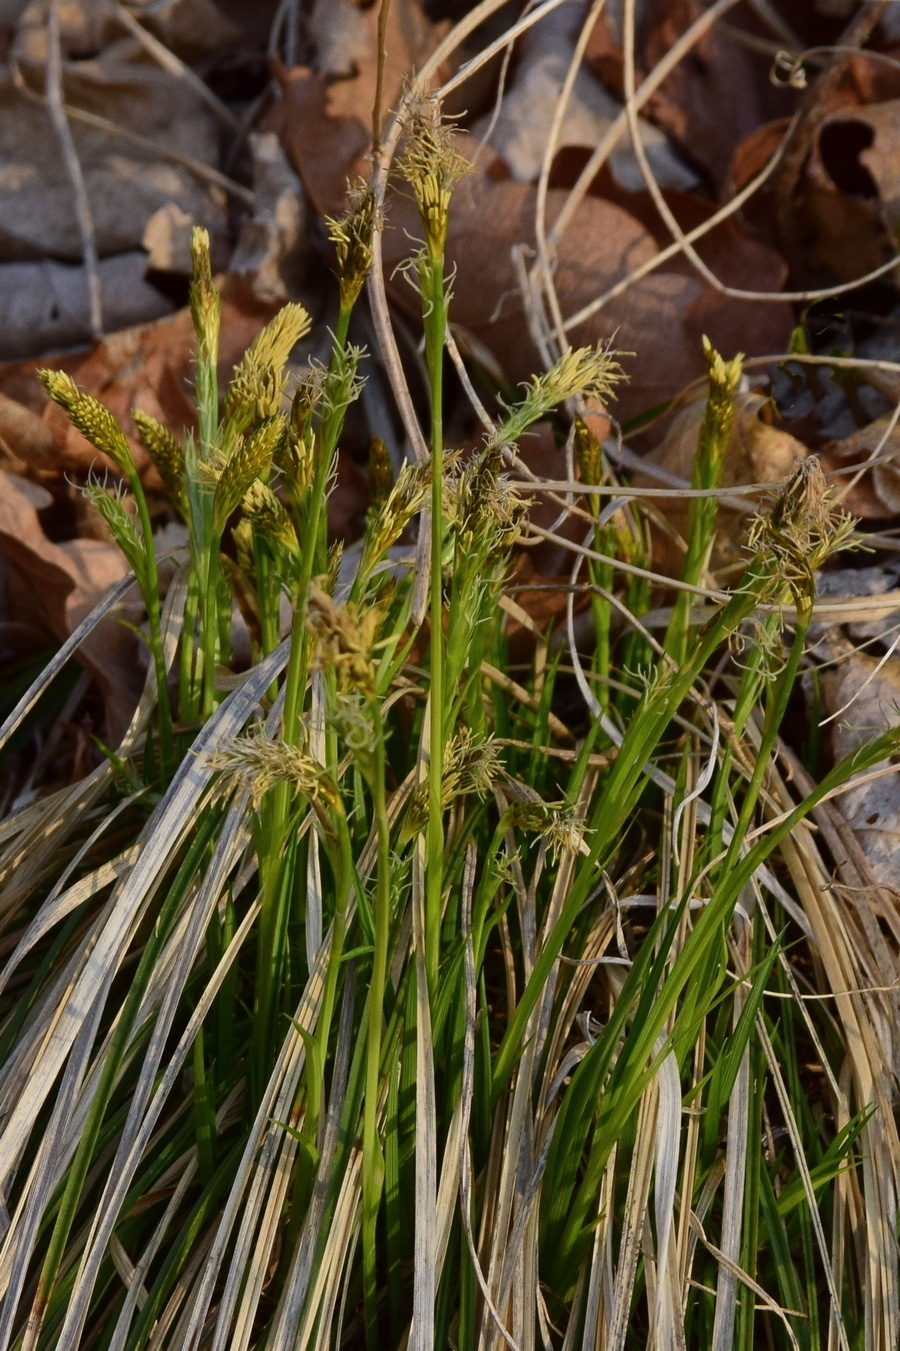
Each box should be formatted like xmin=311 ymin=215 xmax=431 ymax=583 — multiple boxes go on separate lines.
xmin=801 ymin=103 xmax=900 ymax=285
xmin=0 ymin=469 xmax=144 ymax=738
xmin=272 ymin=0 xmax=450 ymax=219
xmin=0 ymin=276 xmax=283 ymax=485
xmin=637 ymin=389 xmax=807 ymax=573
xmin=730 ymin=97 xmax=900 ymax=289
xmin=383 ymin=136 xmax=790 ymax=423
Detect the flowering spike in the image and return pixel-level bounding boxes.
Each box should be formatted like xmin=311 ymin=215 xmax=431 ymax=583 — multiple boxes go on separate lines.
xmin=39 ymin=370 xmax=135 ymax=475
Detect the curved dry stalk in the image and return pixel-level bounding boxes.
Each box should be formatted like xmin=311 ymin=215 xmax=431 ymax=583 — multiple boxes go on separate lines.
xmin=547 ymin=0 xmax=742 ymax=245
xmin=617 ymin=0 xmax=900 ymax=307
xmin=533 ymin=0 xmax=612 ymax=361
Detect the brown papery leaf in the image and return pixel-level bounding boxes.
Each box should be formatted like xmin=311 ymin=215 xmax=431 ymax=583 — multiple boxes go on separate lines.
xmin=0 ymin=470 xmax=144 ymax=739
xmin=637 ymin=390 xmax=807 ymax=574
xmin=383 ymin=136 xmax=791 ymax=424
xmin=637 ymin=0 xmax=791 ymax=190
xmin=821 ymin=652 xmax=900 ymax=892
xmin=820 ymin=412 xmax=900 ymax=519
xmin=0 ymin=61 xmax=226 ymax=266
xmin=272 ymin=0 xmax=450 ymax=218
xmin=0 ymin=277 xmax=283 ymax=485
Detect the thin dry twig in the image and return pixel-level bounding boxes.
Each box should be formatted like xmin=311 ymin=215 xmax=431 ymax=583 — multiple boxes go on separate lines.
xmin=11 ymin=60 xmax=254 ymax=207
xmin=533 ymin=0 xmax=610 ymax=362
xmin=619 ymin=0 xmax=900 ymax=306
xmin=105 ymin=0 xmax=243 ymax=133
xmin=44 ymin=0 xmax=102 ymax=338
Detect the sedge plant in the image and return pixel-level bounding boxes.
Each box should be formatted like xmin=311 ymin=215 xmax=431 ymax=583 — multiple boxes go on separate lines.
xmin=0 ymin=90 xmax=897 ymax=1351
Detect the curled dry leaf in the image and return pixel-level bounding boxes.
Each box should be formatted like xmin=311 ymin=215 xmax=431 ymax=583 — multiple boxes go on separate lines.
xmin=0 ymin=469 xmax=144 ymax=738
xmin=819 ymin=412 xmax=900 ymax=519
xmin=732 ymin=93 xmax=900 ymax=289
xmin=801 ymin=102 xmax=900 ymax=285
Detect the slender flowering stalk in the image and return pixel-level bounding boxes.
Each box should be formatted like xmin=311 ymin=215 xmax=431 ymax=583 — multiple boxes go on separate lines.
xmin=189 ymin=226 xmax=220 ymax=462
xmin=397 ymin=93 xmax=470 ymax=992
xmin=396 ymin=94 xmax=472 ymax=264
xmin=39 ymin=369 xmax=174 ymax=772
xmin=665 ymin=337 xmax=743 ymax=663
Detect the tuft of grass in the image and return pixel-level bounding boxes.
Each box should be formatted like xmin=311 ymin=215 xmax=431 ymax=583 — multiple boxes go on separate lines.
xmin=0 ymin=91 xmax=897 ymax=1351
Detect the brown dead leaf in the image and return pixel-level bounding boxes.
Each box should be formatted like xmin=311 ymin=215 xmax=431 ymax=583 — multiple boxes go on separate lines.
xmin=0 ymin=0 xmax=232 ymax=353
xmin=472 ymin=0 xmax=697 ymax=192
xmin=637 ymin=0 xmax=790 ymax=190
xmin=0 ymin=254 xmax=175 ymax=362
xmin=821 ymin=651 xmax=900 ymax=891
xmin=798 ymin=103 xmax=900 ymax=284
xmin=15 ymin=0 xmax=240 ymax=66
xmin=0 ymin=389 xmax=61 ymax=475
xmin=637 ymin=389 xmax=807 ymax=573
xmin=0 ymin=275 xmax=282 ymax=483
xmin=731 ymin=90 xmax=900 ymax=289
xmin=819 ymin=412 xmax=900 ymax=519
xmin=0 ymin=69 xmax=226 ymax=265
xmin=385 ymin=165 xmax=700 ymax=423
xmin=582 ymin=180 xmax=794 ymax=362
xmin=0 ymin=468 xmax=143 ymax=738
xmin=270 ymin=65 xmax=371 ymax=220
xmin=272 ymin=0 xmax=450 ymax=218
xmin=383 ymin=135 xmax=791 ymax=423
xmin=229 ymin=132 xmax=308 ymax=304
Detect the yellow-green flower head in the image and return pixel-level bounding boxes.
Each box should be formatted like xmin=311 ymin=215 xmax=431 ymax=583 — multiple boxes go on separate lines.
xmin=397 ymin=93 xmax=473 ymax=260
xmin=326 ymin=182 xmax=378 ymax=311
xmin=189 ymin=225 xmax=220 ymax=356
xmin=748 ymin=456 xmax=857 ymax=605
xmin=39 ymin=369 xmax=135 ymax=475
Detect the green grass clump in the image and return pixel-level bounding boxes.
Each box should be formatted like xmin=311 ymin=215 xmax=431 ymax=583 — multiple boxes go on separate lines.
xmin=0 ymin=91 xmax=898 ymax=1351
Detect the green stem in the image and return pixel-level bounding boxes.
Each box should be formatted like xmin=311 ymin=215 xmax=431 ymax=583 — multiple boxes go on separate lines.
xmin=281 ymin=303 xmax=353 ymax=751
xmin=255 ymin=543 xmax=280 ymax=703
xmin=362 ymin=706 xmax=392 ymax=1344
xmin=253 ymin=305 xmax=356 ymax=1105
xmin=720 ymin=600 xmax=812 ymax=874
xmin=200 ymin=536 xmax=222 ymax=720
xmin=129 ymin=471 xmax=173 ymax=775
xmin=179 ymin=570 xmax=200 ymax=724
xmin=424 ymin=257 xmax=447 ymax=995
